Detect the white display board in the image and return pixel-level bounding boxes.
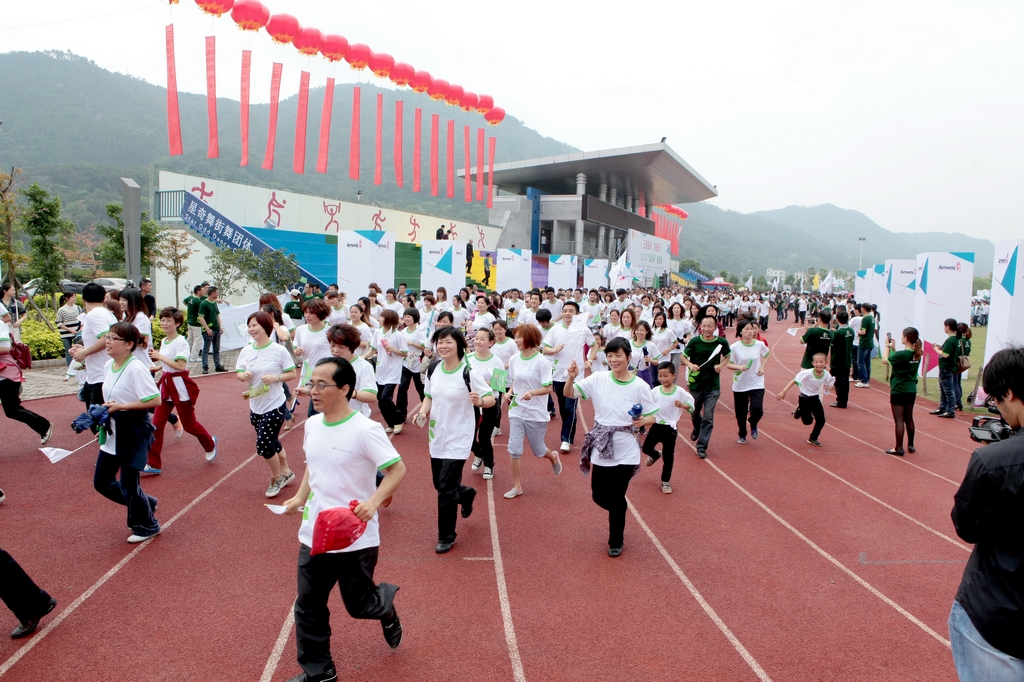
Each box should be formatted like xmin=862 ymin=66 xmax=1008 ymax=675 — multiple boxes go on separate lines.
xmin=868 ymin=263 xmax=886 ymax=305
xmin=337 ymin=230 xmax=396 ymax=306
xmin=420 ymin=240 xmax=467 ymax=294
xmin=984 ymin=240 xmax=1023 ymax=366
xmin=878 ymin=259 xmax=917 ymax=344
xmin=626 ymin=229 xmax=671 ymax=278
xmin=496 ymin=248 xmax=532 ymax=292
xmin=217 ymin=294 xmax=291 ymax=351
xmin=913 ymin=252 xmax=974 ymax=376
xmin=583 ymin=258 xmax=609 ymax=290
xmin=548 ymin=254 xmax=578 ymax=290
xmin=854 ymin=269 xmax=869 ymax=303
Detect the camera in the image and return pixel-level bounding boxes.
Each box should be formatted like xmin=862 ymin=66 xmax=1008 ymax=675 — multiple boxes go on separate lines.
xmin=969 ymin=403 xmax=1014 ymax=444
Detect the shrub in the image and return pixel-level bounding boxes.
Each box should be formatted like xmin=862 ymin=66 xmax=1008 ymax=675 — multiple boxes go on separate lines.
xmin=20 ymin=318 xmax=65 ymax=360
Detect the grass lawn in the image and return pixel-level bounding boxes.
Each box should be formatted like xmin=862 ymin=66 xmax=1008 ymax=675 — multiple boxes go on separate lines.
xmin=868 ymin=325 xmax=988 ymax=413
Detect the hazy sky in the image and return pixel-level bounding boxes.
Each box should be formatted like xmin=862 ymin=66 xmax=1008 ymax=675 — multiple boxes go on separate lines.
xmin=2 ymin=0 xmax=1021 ymax=242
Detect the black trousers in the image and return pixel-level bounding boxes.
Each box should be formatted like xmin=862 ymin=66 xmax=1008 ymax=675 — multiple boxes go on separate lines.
xmin=472 ymin=404 xmax=500 ymax=469
xmin=0 ymin=378 xmax=49 ymax=437
xmin=83 ymin=381 xmax=105 ymax=408
xmin=430 ymin=458 xmax=473 ymax=543
xmin=377 ymin=383 xmax=400 ymax=428
xmin=797 ymin=394 xmax=826 ymax=441
xmin=396 ymin=366 xmax=424 ymax=422
xmin=591 ymin=464 xmax=634 ymax=548
xmin=831 ymin=366 xmax=850 ymax=407
xmin=295 ymin=544 xmax=398 ymax=679
xmin=690 ymin=388 xmax=720 ymax=451
xmin=552 ymin=381 xmax=578 ymax=444
xmin=0 ymin=549 xmax=53 ymax=624
xmin=642 ymin=424 xmax=677 ymax=482
xmin=733 ymin=388 xmax=765 ymax=438
xmin=94 ymin=450 xmax=159 ymax=536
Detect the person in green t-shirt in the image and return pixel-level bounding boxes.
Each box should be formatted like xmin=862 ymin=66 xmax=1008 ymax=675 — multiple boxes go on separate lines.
xmin=197 ymin=286 xmax=226 ymax=374
xmin=283 ymin=290 xmax=304 ymax=320
xmin=931 ymin=318 xmax=961 ymax=418
xmin=681 ymin=315 xmax=731 ymax=459
xmin=800 ymin=310 xmax=832 ymax=369
xmin=830 ymin=310 xmax=855 ymax=408
xmin=183 ymin=283 xmax=208 ymax=362
xmin=855 ymin=305 xmax=876 ymax=387
xmin=884 ymin=327 xmax=923 ymax=456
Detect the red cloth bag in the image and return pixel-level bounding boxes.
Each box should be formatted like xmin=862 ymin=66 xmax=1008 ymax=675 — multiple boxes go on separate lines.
xmin=310 ymin=500 xmax=367 ymax=556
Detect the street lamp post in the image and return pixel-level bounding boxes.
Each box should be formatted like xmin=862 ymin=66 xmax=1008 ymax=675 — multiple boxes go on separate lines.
xmin=858 ymin=237 xmax=866 ymax=271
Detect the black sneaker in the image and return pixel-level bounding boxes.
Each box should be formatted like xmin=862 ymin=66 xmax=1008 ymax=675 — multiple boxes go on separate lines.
xmin=608 ymin=546 xmax=623 ymax=557
xmin=690 ymin=430 xmax=698 ymax=442
xmin=937 ymin=412 xmax=955 ymax=419
xmin=460 ymin=487 xmax=477 ymax=518
xmin=435 ymin=540 xmax=454 ymax=554
xmin=929 ymin=409 xmax=944 ymax=415
xmin=697 ymin=449 xmax=707 ymax=459
xmin=287 ymin=664 xmax=338 ymax=682
xmin=215 ymin=365 xmax=227 ymax=373
xmin=381 ymin=611 xmax=403 ymax=649
xmin=792 ymin=408 xmax=801 ymax=420
xmin=11 ymin=597 xmax=56 ymax=639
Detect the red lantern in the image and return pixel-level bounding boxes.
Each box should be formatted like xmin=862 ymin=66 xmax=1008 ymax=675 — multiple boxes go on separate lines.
xmin=195 ymin=0 xmax=233 ymax=16
xmin=427 ymin=78 xmax=449 ymax=101
xmin=390 ymin=62 xmax=414 ymax=87
xmin=230 ymin=0 xmax=268 ymax=30
xmin=677 ymin=209 xmax=688 ymax=220
xmin=345 ymin=44 xmax=372 ymax=69
xmin=459 ymin=92 xmax=479 ymax=112
xmin=292 ymin=27 xmax=322 ymax=56
xmin=265 ymin=14 xmax=300 ymax=44
xmin=444 ymin=84 xmax=464 ymax=106
xmin=410 ymin=70 xmax=432 ymax=93
xmin=475 ymin=94 xmax=494 ymax=114
xmin=368 ymin=52 xmax=395 ymax=78
xmin=320 ymin=34 xmax=348 ymax=62
xmin=484 ymin=107 xmax=505 ymax=126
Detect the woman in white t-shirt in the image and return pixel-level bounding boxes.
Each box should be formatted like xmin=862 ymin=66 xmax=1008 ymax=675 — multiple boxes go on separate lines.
xmin=397 ymin=308 xmax=426 ymax=426
xmin=450 ymin=296 xmax=471 ymax=331
xmin=119 ymin=288 xmax=153 ymax=367
xmin=414 ymin=326 xmax=495 ymax=554
xmin=471 ymin=295 xmax=496 ymax=332
xmin=236 ymin=311 xmax=298 ymax=498
xmin=0 ymin=318 xmax=52 ymax=443
xmin=586 ymin=332 xmax=609 ymax=374
xmin=374 ymin=310 xmax=409 ymax=435
xmin=602 ymin=308 xmax=622 ymax=343
xmin=349 ymin=304 xmax=376 ymax=358
xmin=468 ymin=327 xmax=509 ymax=482
xmin=94 ymin=321 xmax=162 ymax=543
xmin=293 ymin=298 xmax=332 ymax=419
xmin=726 ymin=319 xmax=771 ymax=444
xmin=650 ymin=311 xmax=678 ymax=361
xmin=565 ymin=337 xmax=658 ymax=557
xmin=630 ymin=321 xmax=661 ymax=387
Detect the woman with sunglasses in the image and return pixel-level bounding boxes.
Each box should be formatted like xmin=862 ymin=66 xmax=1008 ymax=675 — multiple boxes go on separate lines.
xmin=94 ymin=321 xmax=161 ymax=543
xmin=236 ymin=311 xmax=298 ymax=498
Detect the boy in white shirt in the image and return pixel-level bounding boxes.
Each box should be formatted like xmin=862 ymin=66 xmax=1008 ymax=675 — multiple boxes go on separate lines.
xmin=776 ymin=352 xmax=835 ymax=447
xmin=642 ymin=362 xmax=694 ymax=494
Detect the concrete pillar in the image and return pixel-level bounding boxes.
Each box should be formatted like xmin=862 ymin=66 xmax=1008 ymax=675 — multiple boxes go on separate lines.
xmin=625 ymin=195 xmax=633 ymax=213
xmin=607 ymin=228 xmax=616 ymax=259
xmin=597 ymin=224 xmax=607 ymax=257
xmin=575 ymin=219 xmax=585 ymax=256
xmin=609 ymin=188 xmax=618 ymax=207
xmin=598 ymin=183 xmax=608 ymax=202
xmin=575 ymin=173 xmax=587 ymax=196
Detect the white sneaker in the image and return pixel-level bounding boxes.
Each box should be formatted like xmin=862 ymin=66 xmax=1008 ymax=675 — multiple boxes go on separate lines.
xmin=392 ymin=424 xmax=403 ymax=435
xmin=493 ymin=427 xmax=501 ymax=436
xmin=173 ymin=421 xmax=184 ymax=438
xmin=559 ymin=441 xmax=570 ymax=453
xmin=205 ymin=436 xmax=218 ymax=462
xmin=482 ymin=467 xmax=493 ymax=480
xmin=503 ymin=488 xmax=523 ymax=499
xmin=40 ymin=422 xmax=54 ymax=445
xmin=855 ymin=382 xmax=869 ymax=388
xmin=471 ymin=457 xmax=484 ymax=472
xmin=279 ymin=471 xmax=296 ymax=488
xmin=265 ymin=476 xmax=284 ymax=498
xmin=127 ymin=528 xmax=161 ymax=543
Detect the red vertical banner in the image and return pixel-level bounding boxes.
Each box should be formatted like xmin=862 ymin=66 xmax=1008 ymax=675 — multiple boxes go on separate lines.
xmin=205 ymin=36 xmax=219 ymax=158
xmin=412 ymin=107 xmax=421 ymax=192
xmin=463 ymin=125 xmax=472 ymax=203
xmin=293 ymin=70 xmax=310 ymax=175
xmin=476 ymin=128 xmax=485 ymax=202
xmin=394 ymin=101 xmax=404 ymax=188
xmin=239 ymin=50 xmax=251 ymax=166
xmin=374 ymin=93 xmax=383 ymax=185
xmin=446 ymin=119 xmax=455 ymax=199
xmin=638 ymin=190 xmax=646 ymax=217
xmin=487 ymin=136 xmax=496 ymax=209
xmin=315 ymin=77 xmax=335 ymax=174
xmin=349 ymin=86 xmax=361 ymax=180
xmin=261 ymin=62 xmax=283 ymax=170
xmin=430 ymin=114 xmax=439 ymax=196
xmin=165 ymin=25 xmax=183 ymax=156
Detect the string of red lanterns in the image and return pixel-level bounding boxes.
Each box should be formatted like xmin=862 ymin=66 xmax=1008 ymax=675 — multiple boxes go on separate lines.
xmin=198 ymin=0 xmax=505 ymax=125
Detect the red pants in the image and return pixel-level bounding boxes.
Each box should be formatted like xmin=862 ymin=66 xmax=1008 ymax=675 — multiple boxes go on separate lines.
xmin=148 ymin=399 xmax=215 ymax=468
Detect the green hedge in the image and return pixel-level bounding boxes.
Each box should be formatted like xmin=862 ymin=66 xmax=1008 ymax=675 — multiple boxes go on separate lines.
xmin=21 ymin=318 xmax=65 ymax=360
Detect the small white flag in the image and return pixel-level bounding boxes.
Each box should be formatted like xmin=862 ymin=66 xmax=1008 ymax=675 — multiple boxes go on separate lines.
xmin=40 ymin=438 xmax=98 ymax=464
xmin=787 ymin=327 xmax=800 ymax=337
xmin=569 ymin=312 xmax=589 ymax=332
xmin=265 ymin=504 xmax=302 ymax=515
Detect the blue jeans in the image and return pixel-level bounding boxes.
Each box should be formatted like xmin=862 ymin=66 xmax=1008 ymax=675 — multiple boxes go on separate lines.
xmin=949 ymin=600 xmax=1024 ymax=681
xmin=953 ymin=372 xmax=964 ymax=409
xmin=552 ymin=381 xmax=578 ymax=445
xmin=202 ymin=328 xmax=222 ymax=370
xmin=61 ymin=337 xmax=74 ymax=367
xmin=938 ymin=369 xmax=956 ymax=414
xmin=857 ymin=346 xmax=873 ymax=384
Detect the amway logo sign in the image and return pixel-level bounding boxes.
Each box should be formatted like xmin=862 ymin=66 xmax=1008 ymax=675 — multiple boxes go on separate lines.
xmin=899 ymin=269 xmax=915 ymax=275
xmin=937 ymin=262 xmax=961 ymax=272
xmin=428 ymin=249 xmax=444 ymax=255
xmin=997 ymin=253 xmax=1010 ymax=265
xmin=346 ymin=242 xmax=362 ymax=249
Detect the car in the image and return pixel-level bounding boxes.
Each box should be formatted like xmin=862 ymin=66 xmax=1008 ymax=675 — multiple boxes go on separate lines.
xmin=18 ymin=278 xmax=43 ymax=300
xmin=60 ymin=279 xmax=87 ymax=295
xmin=91 ymin=277 xmax=130 ymax=293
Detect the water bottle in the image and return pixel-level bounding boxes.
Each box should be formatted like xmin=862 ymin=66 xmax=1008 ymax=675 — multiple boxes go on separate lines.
xmin=629 ymin=403 xmax=647 ymax=436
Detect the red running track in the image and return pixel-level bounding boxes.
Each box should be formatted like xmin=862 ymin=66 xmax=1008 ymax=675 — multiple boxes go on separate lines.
xmin=0 ymin=323 xmax=972 ymax=681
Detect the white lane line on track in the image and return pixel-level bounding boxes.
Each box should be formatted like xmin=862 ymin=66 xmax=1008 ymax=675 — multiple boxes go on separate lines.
xmin=627 ymin=499 xmax=774 ymax=682
xmin=259 ymin=607 xmax=296 ymax=682
xmin=487 ymin=478 xmax=527 ymax=682
xmin=0 ymin=452 xmax=261 ymax=678
xmin=704 ymin=459 xmax=952 ymax=649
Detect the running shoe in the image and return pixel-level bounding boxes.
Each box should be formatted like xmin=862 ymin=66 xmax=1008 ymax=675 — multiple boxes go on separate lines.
xmin=493 ymin=427 xmax=501 ymax=436
xmin=645 ymin=455 xmax=656 ymax=467
xmin=661 ymin=482 xmax=672 ymax=494
xmin=855 ymin=382 xmax=869 ymax=388
xmin=460 ymin=487 xmax=477 ymax=518
xmin=40 ymin=422 xmax=53 ymax=445
xmin=471 ymin=456 xmax=484 ymax=472
xmin=392 ymin=424 xmax=403 ymax=435
xmin=385 ymin=427 xmax=394 ymax=434
xmin=482 ymin=467 xmax=493 ymax=480
xmin=807 ymin=439 xmax=823 ymax=447
xmin=265 ymin=476 xmax=284 ymax=498
xmin=551 ymin=454 xmax=563 ymax=476
xmin=608 ymin=546 xmax=623 ymax=557
xmin=205 ymin=436 xmax=218 ymax=462
xmin=127 ymin=527 xmax=161 ymax=544
xmin=690 ymin=430 xmax=698 ymax=442
xmin=381 ymin=611 xmax=403 ymax=649
xmin=173 ymin=421 xmax=184 ymax=438
xmin=737 ymin=437 xmax=747 ymax=444
xmin=559 ymin=441 xmax=571 ymax=453
xmin=279 ymin=471 xmax=297 ymax=488
xmin=751 ymin=428 xmax=759 ymax=440
xmin=503 ymin=488 xmax=523 ymax=499
xmin=697 ymin=449 xmax=707 ymax=459
xmin=143 ymin=464 xmax=161 ymax=475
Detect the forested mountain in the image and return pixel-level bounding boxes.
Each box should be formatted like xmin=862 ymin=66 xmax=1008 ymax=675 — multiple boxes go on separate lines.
xmin=0 ymin=50 xmax=995 ymax=276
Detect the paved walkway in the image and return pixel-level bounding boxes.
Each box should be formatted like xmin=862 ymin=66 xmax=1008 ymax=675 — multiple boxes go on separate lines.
xmin=19 ymin=349 xmax=243 ymax=401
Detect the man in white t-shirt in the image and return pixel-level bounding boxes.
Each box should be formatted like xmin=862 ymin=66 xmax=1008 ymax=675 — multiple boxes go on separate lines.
xmin=69 ymin=282 xmax=119 ymax=408
xmin=540 ymin=287 xmax=563 ymax=319
xmin=518 ymin=291 xmax=541 ymax=329
xmin=281 ymin=357 xmax=407 ymax=682
xmin=848 ymin=307 xmax=863 ymax=381
xmin=543 ymin=301 xmax=594 ymax=452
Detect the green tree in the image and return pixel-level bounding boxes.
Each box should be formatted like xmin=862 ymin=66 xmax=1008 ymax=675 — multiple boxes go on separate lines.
xmin=247 ymin=248 xmax=301 ymax=295
xmin=755 ymin=275 xmax=769 ymax=290
xmin=0 ymin=166 xmax=28 ymax=286
xmin=154 ymin=230 xmax=198 ymax=308
xmin=973 ymin=274 xmax=992 ymax=294
xmin=726 ymin=273 xmax=739 ymax=285
xmin=784 ymin=274 xmax=796 ymax=286
xmin=21 ymin=182 xmax=74 ymax=309
xmin=97 ymin=202 xmax=161 ymax=274
xmin=205 ymin=246 xmax=252 ymax=298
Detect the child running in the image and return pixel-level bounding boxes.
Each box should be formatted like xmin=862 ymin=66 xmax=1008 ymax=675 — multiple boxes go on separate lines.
xmin=642 ymin=362 xmax=694 ymax=494
xmin=776 ymin=352 xmax=835 ymax=447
